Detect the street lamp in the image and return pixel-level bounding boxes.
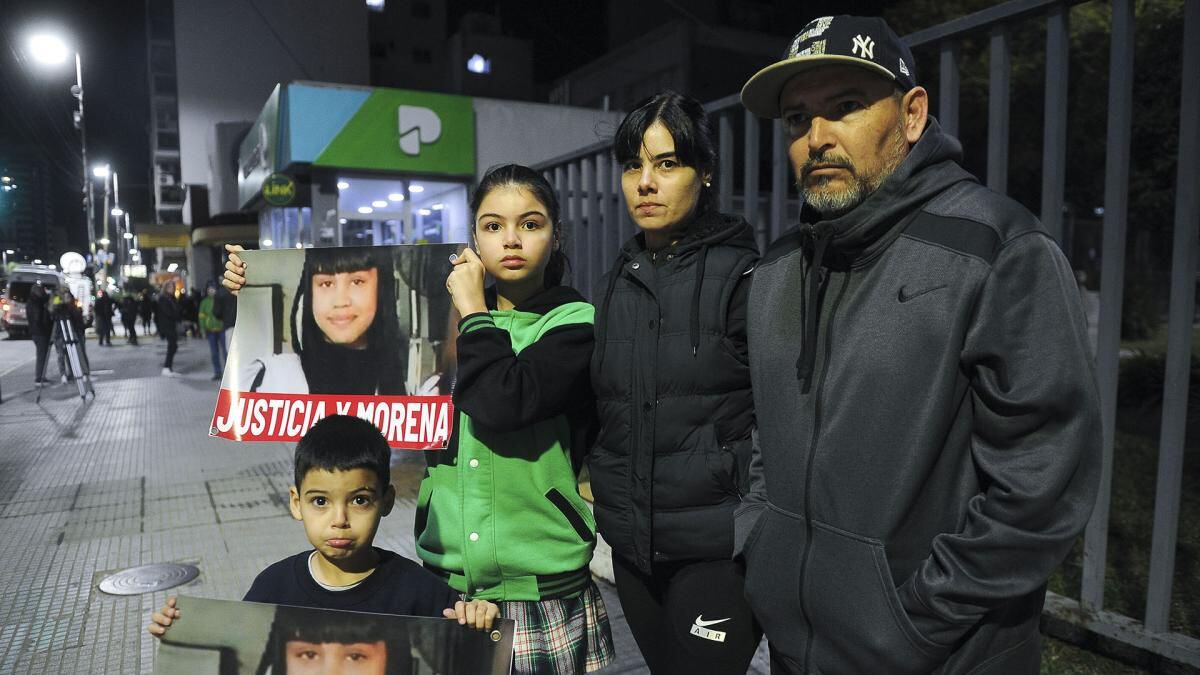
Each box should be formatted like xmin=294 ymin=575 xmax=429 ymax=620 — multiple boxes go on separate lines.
xmin=2 ymin=249 xmax=13 ymax=267
xmin=27 ymin=32 xmax=95 ymax=260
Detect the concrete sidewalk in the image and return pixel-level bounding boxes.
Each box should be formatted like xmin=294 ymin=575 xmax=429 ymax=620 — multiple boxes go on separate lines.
xmin=0 ymin=333 xmax=767 ymax=674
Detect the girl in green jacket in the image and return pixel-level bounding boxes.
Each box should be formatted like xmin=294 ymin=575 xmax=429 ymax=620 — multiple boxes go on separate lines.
xmin=417 ymin=164 xmax=614 ymax=674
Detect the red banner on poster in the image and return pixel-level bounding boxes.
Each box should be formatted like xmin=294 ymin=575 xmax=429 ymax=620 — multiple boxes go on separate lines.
xmin=210 ymin=389 xmax=453 ymax=449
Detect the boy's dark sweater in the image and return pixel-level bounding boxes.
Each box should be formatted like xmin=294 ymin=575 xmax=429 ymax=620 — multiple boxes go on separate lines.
xmin=243 ymin=547 xmax=459 ymax=615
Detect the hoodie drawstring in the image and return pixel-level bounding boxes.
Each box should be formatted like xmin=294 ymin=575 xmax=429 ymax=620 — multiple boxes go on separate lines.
xmin=796 ymin=227 xmax=832 ymax=393
xmin=595 ymin=255 xmax=626 ymax=371
xmin=690 ymin=245 xmax=709 ymax=357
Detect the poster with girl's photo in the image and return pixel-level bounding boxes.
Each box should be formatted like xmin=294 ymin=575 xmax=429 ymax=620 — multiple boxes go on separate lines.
xmin=155 ymin=596 xmax=515 ymax=675
xmin=209 ymin=244 xmax=462 ymax=449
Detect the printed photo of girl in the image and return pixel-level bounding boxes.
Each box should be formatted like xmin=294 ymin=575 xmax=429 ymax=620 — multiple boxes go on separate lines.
xmin=292 ymin=246 xmax=405 ymax=395
xmin=219 ymin=244 xmax=455 ymax=397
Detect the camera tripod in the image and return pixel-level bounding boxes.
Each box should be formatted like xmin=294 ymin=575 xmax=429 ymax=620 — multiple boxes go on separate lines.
xmin=36 ymin=316 xmax=95 ymax=402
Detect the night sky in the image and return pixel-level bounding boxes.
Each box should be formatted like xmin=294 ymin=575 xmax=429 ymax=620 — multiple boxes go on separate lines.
xmin=0 ymin=0 xmax=889 ymax=257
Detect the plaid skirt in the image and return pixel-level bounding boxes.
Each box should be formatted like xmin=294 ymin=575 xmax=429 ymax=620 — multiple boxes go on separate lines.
xmin=500 ymin=581 xmax=615 ymax=674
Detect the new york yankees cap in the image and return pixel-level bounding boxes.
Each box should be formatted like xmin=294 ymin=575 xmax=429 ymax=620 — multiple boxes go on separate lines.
xmin=741 ymin=15 xmax=918 ymax=119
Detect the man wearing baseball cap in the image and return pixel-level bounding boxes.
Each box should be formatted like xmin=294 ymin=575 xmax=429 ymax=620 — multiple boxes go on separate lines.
xmin=735 ymin=15 xmax=1100 ymax=674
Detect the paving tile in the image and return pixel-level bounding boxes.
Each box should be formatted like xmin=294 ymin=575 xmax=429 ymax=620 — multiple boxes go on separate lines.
xmin=143 ymin=480 xmax=209 ymax=501
xmin=142 ymin=495 xmax=218 ymax=532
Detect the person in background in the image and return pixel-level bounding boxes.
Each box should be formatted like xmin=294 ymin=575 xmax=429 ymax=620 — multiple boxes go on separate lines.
xmin=28 ymin=283 xmax=53 ymax=384
xmin=198 ymin=282 xmax=226 ymax=381
xmin=120 ymin=292 xmax=139 ymax=345
xmin=212 ymin=281 xmax=237 ymax=353
xmin=139 ymin=289 xmax=155 ymax=337
xmin=178 ymin=288 xmax=198 ymax=339
xmin=157 ymin=281 xmax=181 ymax=377
xmin=94 ymin=289 xmax=115 ymax=346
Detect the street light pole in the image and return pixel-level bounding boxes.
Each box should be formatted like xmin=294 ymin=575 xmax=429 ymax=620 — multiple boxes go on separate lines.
xmin=72 ymin=51 xmax=96 ymax=260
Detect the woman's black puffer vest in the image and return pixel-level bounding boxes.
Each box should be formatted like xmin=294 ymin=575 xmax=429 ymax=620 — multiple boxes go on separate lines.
xmin=590 ymin=210 xmax=759 ymax=574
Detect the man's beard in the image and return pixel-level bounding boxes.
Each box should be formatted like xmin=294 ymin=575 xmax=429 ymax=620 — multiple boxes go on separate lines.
xmin=798 ymin=123 xmax=908 ymax=218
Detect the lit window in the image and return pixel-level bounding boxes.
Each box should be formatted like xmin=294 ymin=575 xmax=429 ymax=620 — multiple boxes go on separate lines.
xmin=366 ymin=0 xmax=384 ymax=11
xmin=467 ymin=54 xmax=491 ymax=74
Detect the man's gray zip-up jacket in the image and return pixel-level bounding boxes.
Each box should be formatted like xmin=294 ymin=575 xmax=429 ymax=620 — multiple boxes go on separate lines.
xmin=739 ymin=118 xmax=1100 ymax=674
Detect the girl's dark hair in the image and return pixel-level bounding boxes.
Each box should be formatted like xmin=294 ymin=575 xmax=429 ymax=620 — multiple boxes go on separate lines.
xmin=468 ymin=164 xmax=570 ymax=287
xmin=612 ymin=90 xmax=718 ymax=215
xmin=293 ymin=414 xmax=391 ymax=489
xmin=291 ymin=246 xmax=406 ymax=395
xmin=259 ymin=605 xmax=410 ymax=675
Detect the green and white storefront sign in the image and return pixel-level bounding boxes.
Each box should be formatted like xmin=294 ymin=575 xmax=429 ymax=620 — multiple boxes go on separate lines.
xmin=238 ymin=83 xmax=476 ymax=209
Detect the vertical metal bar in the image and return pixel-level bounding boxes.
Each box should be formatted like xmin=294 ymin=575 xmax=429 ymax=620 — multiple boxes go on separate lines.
xmin=553 ymin=165 xmax=567 ymax=282
xmin=719 ymin=110 xmax=734 ymax=214
xmin=1082 ymin=0 xmax=1135 ymax=613
xmin=987 ymin=25 xmax=1011 ymax=193
xmin=743 ymin=109 xmax=762 ymax=250
xmin=1145 ymin=0 xmax=1200 ymax=633
xmin=939 ymin=41 xmax=961 ymax=138
xmin=771 ymin=120 xmax=788 ymax=243
xmin=597 ymin=151 xmax=615 ymax=276
xmin=582 ymin=155 xmax=597 ymax=298
xmin=1041 ymin=4 xmax=1069 ymax=247
xmin=567 ymin=161 xmax=581 ymax=289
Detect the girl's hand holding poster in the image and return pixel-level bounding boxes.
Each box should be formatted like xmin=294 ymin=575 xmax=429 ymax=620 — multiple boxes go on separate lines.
xmin=210 ymin=244 xmax=462 ymax=449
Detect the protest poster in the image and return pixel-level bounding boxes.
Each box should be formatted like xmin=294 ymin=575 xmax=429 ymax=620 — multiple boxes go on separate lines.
xmin=210 ymin=244 xmax=463 ymax=449
xmin=155 ymin=595 xmax=515 ymax=675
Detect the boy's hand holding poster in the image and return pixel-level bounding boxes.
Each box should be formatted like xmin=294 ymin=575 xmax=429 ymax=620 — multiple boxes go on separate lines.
xmin=210 ymin=245 xmax=461 ymax=449
xmin=155 ymin=596 xmax=515 ymax=675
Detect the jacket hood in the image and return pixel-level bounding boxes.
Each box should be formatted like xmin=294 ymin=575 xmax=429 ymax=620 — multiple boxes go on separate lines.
xmin=801 ymin=117 xmax=976 ymax=265
xmin=792 ymin=118 xmax=975 ymax=394
xmin=618 ymin=209 xmax=758 ymax=261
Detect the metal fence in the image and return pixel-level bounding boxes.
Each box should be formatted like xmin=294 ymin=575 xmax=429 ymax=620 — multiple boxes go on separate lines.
xmin=533 ymin=0 xmax=1199 ymax=667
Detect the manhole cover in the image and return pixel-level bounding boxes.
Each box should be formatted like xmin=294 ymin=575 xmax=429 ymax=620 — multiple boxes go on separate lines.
xmin=98 ymin=563 xmax=199 ymax=595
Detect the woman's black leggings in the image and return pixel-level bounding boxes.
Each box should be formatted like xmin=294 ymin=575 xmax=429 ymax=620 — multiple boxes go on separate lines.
xmin=613 ymin=555 xmax=762 ymax=674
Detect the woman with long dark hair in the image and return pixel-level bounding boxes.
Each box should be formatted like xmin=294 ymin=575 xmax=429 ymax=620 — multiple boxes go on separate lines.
xmin=589 ymin=91 xmax=763 ymax=672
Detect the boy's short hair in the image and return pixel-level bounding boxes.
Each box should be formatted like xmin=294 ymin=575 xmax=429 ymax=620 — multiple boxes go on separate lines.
xmin=294 ymin=415 xmax=390 ymax=490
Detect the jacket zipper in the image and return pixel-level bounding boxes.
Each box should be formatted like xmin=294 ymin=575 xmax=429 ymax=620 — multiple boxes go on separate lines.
xmin=799 ymin=268 xmax=850 ymax=672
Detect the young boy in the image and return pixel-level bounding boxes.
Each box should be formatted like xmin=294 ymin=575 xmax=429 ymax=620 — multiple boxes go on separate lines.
xmin=149 ymin=415 xmax=498 ymax=637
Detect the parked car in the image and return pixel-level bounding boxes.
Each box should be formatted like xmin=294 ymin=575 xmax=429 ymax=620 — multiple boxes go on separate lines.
xmin=1 ymin=265 xmax=64 ymax=338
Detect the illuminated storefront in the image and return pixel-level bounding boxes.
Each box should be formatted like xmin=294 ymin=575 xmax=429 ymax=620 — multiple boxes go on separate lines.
xmin=238 ymin=83 xmax=475 ymax=249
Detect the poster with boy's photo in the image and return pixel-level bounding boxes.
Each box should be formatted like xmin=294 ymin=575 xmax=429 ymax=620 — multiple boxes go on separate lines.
xmin=210 ymin=244 xmax=463 ymax=449
xmin=155 ymin=596 xmax=515 ymax=675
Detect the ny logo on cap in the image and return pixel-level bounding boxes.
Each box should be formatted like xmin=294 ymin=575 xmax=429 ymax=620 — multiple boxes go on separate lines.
xmin=852 ymin=34 xmax=875 ymax=60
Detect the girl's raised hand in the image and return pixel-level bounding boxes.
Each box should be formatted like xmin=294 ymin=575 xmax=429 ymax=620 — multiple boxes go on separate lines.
xmin=446 ymin=248 xmax=487 ymax=316
xmin=222 ymin=244 xmax=248 ymax=296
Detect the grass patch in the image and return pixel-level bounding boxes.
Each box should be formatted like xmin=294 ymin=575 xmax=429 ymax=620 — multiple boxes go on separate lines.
xmin=1049 ymin=430 xmax=1200 ymax=638
xmin=1042 ymin=636 xmax=1152 ymax=674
